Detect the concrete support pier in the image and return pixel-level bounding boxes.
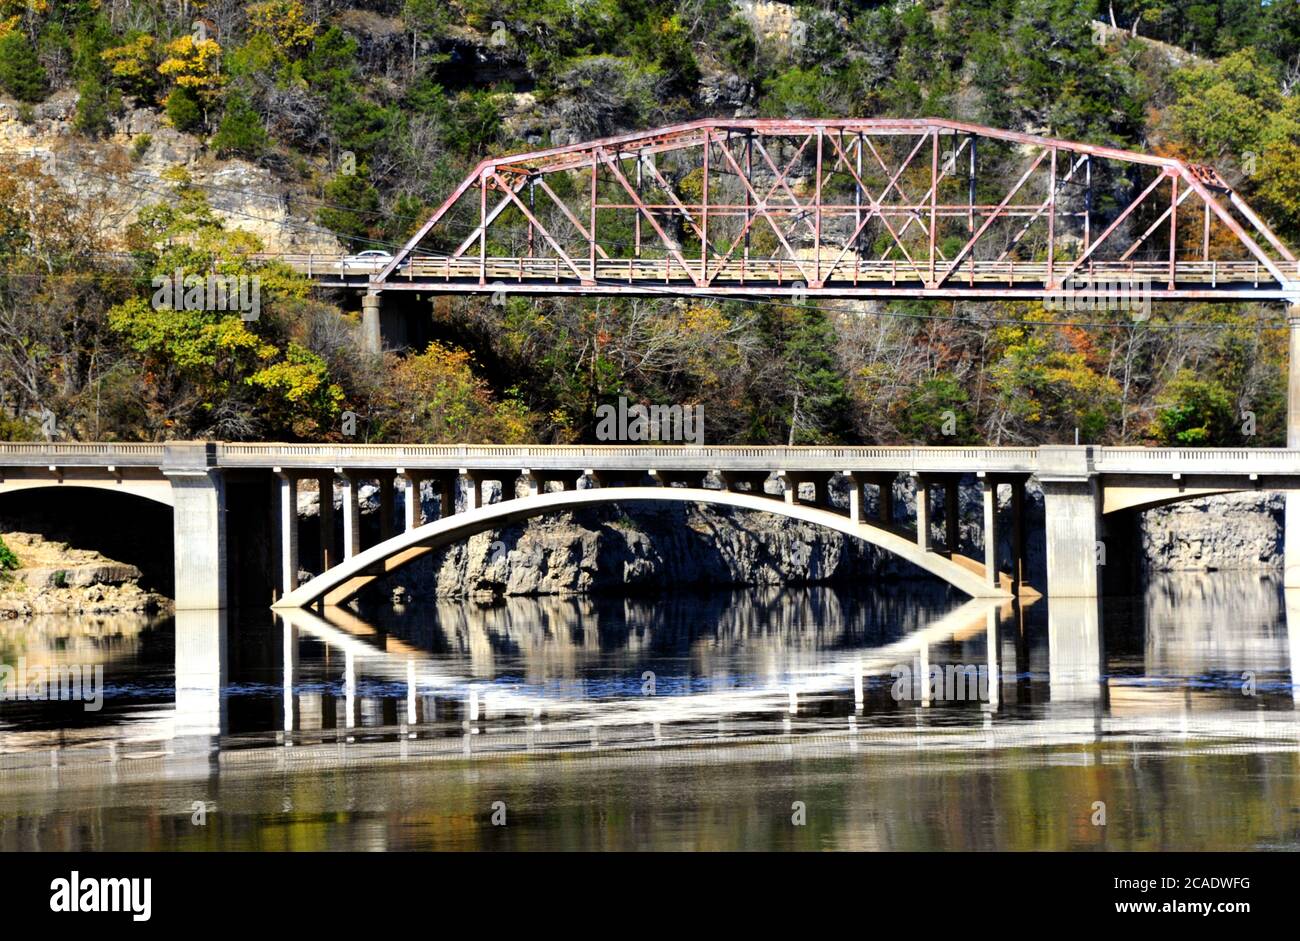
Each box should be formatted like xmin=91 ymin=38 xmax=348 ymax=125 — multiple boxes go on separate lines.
xmin=165 ymin=443 xmax=227 ymax=610
xmin=913 ymin=473 xmax=932 ymax=550
xmin=275 ymin=469 xmax=299 ymax=596
xmin=316 ymin=472 xmax=335 ymax=570
xmin=362 ymin=292 xmax=382 ymax=354
xmin=980 ymin=475 xmax=999 ymax=588
xmin=339 ymin=470 xmax=362 ymax=559
xmin=1038 ymin=447 xmax=1101 ymax=598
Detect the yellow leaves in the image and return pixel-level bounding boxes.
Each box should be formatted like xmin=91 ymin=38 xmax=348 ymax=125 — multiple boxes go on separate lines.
xmin=103 ymin=35 xmax=156 ymax=95
xmin=158 ymin=35 xmax=225 ymax=103
xmin=247 ymin=0 xmax=317 ymax=55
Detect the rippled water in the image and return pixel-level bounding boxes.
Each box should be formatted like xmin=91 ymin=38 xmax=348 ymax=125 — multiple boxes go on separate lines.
xmin=2 ymin=574 xmax=1299 ymax=850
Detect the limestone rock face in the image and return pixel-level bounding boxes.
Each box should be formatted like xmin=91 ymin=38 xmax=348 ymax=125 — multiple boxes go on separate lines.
xmin=1139 ymin=491 xmax=1283 ymax=572
xmin=370 ymin=502 xmax=884 ymax=601
xmin=0 ymin=532 xmax=170 ymax=617
xmin=0 ymin=92 xmax=340 ymax=255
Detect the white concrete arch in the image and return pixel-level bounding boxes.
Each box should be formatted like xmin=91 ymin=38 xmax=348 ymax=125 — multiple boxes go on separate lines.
xmin=273 ymin=486 xmax=1011 ymax=609
xmin=0 ymin=477 xmax=175 ymax=507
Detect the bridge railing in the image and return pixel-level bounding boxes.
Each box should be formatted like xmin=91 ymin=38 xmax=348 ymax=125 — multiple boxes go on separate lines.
xmin=213 ymin=443 xmax=1040 ymax=472
xmin=384 ymin=256 xmax=1295 ymax=289
xmin=1093 ymin=447 xmax=1300 ymax=474
xmin=0 ymin=442 xmax=169 ymax=465
xmin=0 ymin=442 xmax=1295 ymax=476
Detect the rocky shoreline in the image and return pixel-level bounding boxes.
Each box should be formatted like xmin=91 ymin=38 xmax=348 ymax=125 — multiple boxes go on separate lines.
xmin=0 ymin=532 xmax=172 ymax=618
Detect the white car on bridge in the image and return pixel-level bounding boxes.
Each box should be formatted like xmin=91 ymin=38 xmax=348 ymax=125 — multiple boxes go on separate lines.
xmin=337 ymin=250 xmax=408 ymax=273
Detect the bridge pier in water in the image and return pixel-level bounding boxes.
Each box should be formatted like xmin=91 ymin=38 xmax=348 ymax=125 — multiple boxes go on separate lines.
xmin=164 ymin=444 xmax=227 ymax=610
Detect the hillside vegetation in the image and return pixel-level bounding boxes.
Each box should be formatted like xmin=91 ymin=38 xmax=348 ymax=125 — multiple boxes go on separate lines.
xmin=0 ymin=0 xmax=1297 ymax=446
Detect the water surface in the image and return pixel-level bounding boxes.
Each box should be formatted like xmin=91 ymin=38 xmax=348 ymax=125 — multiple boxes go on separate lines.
xmin=2 ymin=574 xmax=1299 ymax=850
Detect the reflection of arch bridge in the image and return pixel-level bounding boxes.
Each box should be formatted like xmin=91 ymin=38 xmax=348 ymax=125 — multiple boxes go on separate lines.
xmin=2 ymin=442 xmax=1300 ymax=609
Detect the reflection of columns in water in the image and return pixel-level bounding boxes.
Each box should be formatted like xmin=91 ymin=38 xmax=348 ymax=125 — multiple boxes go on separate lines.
xmin=281 ymin=617 xmax=298 ymax=734
xmin=174 ymin=609 xmax=228 ymax=738
xmin=918 ymin=642 xmax=931 ymax=707
xmin=344 ymin=648 xmax=358 ymax=729
xmin=406 ymin=659 xmax=418 ymax=725
xmin=1047 ymin=596 xmax=1104 ymax=700
xmin=985 ymin=606 xmax=1000 ymax=711
xmin=1287 ymin=590 xmax=1300 ymax=706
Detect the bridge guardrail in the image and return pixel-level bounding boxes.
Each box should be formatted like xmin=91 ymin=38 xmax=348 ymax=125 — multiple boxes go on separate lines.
xmin=0 ymin=442 xmax=1295 ymax=475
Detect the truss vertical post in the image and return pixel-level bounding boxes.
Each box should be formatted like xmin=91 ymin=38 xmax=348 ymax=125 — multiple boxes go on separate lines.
xmin=744 ymin=134 xmax=753 ymax=266
xmin=1169 ymin=173 xmax=1178 ymax=289
xmin=635 ymin=151 xmax=642 ymax=259
xmin=855 ymin=131 xmax=863 ymax=254
xmin=589 ymin=151 xmax=598 ymax=281
xmin=814 ymin=126 xmax=823 ymax=286
xmin=478 ymin=169 xmax=487 ymax=285
xmin=1047 ymin=147 xmax=1057 ymax=290
xmin=702 ymin=128 xmax=710 ymax=283
xmin=1202 ymin=195 xmax=1211 ymax=261
xmin=1084 ymin=155 xmax=1092 ymax=254
xmin=929 ymin=130 xmax=939 ymax=283
xmin=527 ymin=177 xmax=535 ymax=259
xmin=968 ymin=134 xmax=976 ymax=234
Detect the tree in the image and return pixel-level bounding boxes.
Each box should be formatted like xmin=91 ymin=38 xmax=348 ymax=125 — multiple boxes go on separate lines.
xmin=0 ymin=30 xmax=46 ymax=103
xmin=247 ymin=0 xmax=316 ymax=59
xmin=1153 ymin=371 xmax=1235 ymax=445
xmin=317 ymin=171 xmax=380 ymax=248
xmin=102 ymin=33 xmax=156 ymax=102
xmin=158 ymin=34 xmax=225 ymax=125
xmin=212 ymin=90 xmax=269 ymax=158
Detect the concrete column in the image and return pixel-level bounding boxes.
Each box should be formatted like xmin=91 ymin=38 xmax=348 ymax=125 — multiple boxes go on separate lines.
xmin=1041 ymin=479 xmax=1101 ymax=597
xmin=435 ymin=473 xmax=456 ymax=517
xmin=981 ymin=476 xmax=999 ymax=589
xmin=398 ymin=469 xmax=423 ymax=531
xmin=876 ymin=474 xmax=895 ymax=525
xmin=276 ymin=471 xmax=298 ymax=594
xmin=1011 ymin=476 xmax=1027 ymax=590
xmin=1287 ymin=309 xmax=1300 ymax=587
xmin=316 ymin=471 xmax=335 ymax=571
xmin=379 ymin=474 xmax=395 ymax=540
xmin=520 ymin=468 xmax=540 ymax=498
xmin=461 ymin=468 xmax=480 ymax=508
xmin=944 ymin=477 xmax=960 ymax=556
xmin=339 ymin=470 xmax=361 ymax=559
xmin=845 ymin=472 xmax=864 ymax=522
xmin=777 ymin=470 xmax=794 ymax=505
xmin=167 ymin=469 xmax=228 ymax=610
xmin=914 ymin=473 xmax=931 ymax=550
xmin=362 ymin=292 xmax=382 ymax=354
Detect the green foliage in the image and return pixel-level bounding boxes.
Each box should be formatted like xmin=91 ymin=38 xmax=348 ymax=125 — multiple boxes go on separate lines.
xmin=0 ymin=31 xmax=47 ymax=103
xmin=0 ymin=535 xmax=18 ymax=572
xmin=1154 ymin=372 xmax=1236 ymax=445
xmin=317 ymin=171 xmax=380 ymax=248
xmin=898 ymin=376 xmax=975 ymax=444
xmin=212 ymin=90 xmax=269 ymax=158
xmin=73 ymin=75 xmax=112 ymax=135
xmin=165 ymin=87 xmax=202 ymax=131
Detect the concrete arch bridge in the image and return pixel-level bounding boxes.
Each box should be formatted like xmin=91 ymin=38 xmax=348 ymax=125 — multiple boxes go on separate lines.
xmin=1 ymin=442 xmax=1298 ymax=611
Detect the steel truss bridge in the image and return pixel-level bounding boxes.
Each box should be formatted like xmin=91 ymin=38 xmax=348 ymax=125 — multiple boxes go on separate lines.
xmin=346 ymin=118 xmax=1299 ymax=302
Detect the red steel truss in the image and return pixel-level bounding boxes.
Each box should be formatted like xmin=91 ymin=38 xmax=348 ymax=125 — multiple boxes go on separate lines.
xmin=373 ymin=118 xmax=1300 ymax=302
